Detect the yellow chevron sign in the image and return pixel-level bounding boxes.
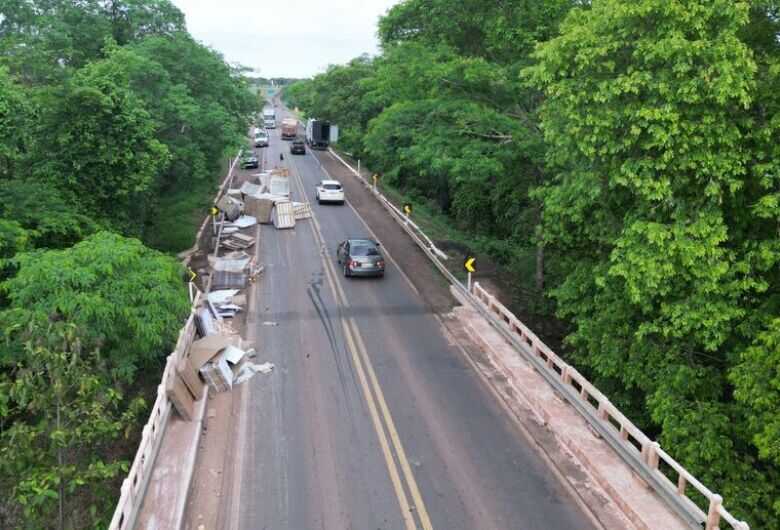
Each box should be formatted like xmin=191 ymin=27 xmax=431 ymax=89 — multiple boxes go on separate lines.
xmin=464 ymin=257 xmax=476 ymax=273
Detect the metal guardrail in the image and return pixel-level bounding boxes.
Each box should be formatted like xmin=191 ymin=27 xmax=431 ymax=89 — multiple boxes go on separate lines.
xmin=108 ymin=151 xmax=241 ymax=530
xmin=327 ymin=148 xmax=750 ymax=530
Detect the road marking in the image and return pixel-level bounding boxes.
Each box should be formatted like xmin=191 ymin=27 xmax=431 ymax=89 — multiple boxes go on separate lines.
xmin=308 ymin=148 xmax=422 ymax=298
xmin=287 ymin=154 xmax=433 ymax=530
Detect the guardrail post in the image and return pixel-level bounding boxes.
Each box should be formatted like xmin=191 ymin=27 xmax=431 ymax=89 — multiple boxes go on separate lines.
xmin=705 ymin=494 xmax=722 ymax=530
xmin=676 ymin=474 xmax=687 ymax=495
xmin=645 ymin=441 xmax=661 ymax=470
xmin=561 ymin=365 xmax=571 ymax=385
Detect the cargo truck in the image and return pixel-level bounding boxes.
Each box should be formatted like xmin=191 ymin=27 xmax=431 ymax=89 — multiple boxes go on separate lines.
xmin=305 ymin=119 xmax=331 ymax=150
xmin=263 ymin=107 xmax=276 ymax=129
xmin=281 ymin=118 xmax=298 ymax=140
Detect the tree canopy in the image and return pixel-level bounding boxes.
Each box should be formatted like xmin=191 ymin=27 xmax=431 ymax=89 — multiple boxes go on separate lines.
xmin=285 ymin=0 xmax=780 ymax=526
xmin=0 ymin=1 xmax=256 ymax=526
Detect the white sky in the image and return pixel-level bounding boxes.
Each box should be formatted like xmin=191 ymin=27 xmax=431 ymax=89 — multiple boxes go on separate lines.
xmin=169 ymin=0 xmax=401 ymax=78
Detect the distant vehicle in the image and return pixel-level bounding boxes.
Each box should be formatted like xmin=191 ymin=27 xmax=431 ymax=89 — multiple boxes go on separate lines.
xmin=290 ymin=136 xmax=306 ymax=155
xmin=305 ymin=119 xmax=331 ymax=150
xmin=336 ymin=239 xmax=385 ymax=278
xmin=315 ymin=179 xmax=344 ymax=205
xmin=281 ymin=118 xmax=298 ymax=140
xmin=240 ymin=150 xmax=259 ymax=169
xmin=254 ymin=130 xmax=269 ymax=147
xmin=263 ymin=107 xmax=276 ymax=128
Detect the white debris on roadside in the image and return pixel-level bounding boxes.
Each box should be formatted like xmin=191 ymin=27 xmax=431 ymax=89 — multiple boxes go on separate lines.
xmin=229 ymin=215 xmax=257 ymax=229
xmin=233 ymin=362 xmax=275 ymax=385
xmin=207 ymin=289 xmax=240 ymax=305
xmin=222 ymin=344 xmax=247 ymax=365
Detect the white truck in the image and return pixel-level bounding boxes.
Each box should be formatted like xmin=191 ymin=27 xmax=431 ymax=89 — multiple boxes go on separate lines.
xmin=262 ymin=107 xmax=276 ymax=129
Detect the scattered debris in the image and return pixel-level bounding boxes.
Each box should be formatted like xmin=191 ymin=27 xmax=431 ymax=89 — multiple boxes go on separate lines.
xmin=233 ymin=362 xmax=275 ymax=385
xmin=210 ymin=252 xmax=254 ymax=288
xmin=230 ymin=215 xmax=257 ymax=229
xmin=200 ymin=352 xmax=233 ymax=393
xmin=166 ymin=369 xmax=195 ymax=420
xmin=207 ymin=289 xmax=240 ymax=305
xmin=222 ymin=344 xmax=247 ymax=365
xmin=239 ymin=181 xmax=263 ymax=196
xmin=216 ymin=195 xmax=242 ymax=221
xmin=269 ymin=173 xmax=290 ymax=198
xmin=232 ymin=294 xmax=247 ymax=306
xmin=293 ymin=202 xmax=312 ymax=220
xmin=215 ymin=303 xmax=242 ymax=318
xmin=195 ymin=307 xmax=219 ymax=336
xmin=273 ymin=201 xmax=296 ymax=229
xmin=211 ymin=252 xmax=252 ymax=272
xmin=211 ymin=270 xmax=247 ymax=289
xmin=221 ymin=232 xmax=255 ymax=251
xmin=177 ymin=354 xmax=205 ymax=400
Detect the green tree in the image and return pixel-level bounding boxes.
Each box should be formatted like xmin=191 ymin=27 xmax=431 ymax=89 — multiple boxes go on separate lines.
xmin=0 ymin=0 xmax=185 ymax=82
xmin=527 ymin=0 xmax=780 ymax=525
xmin=36 ymin=50 xmax=169 ymax=233
xmin=0 ymin=66 xmax=30 ymax=179
xmin=0 ymin=219 xmax=27 ymax=284
xmin=0 ymin=323 xmax=144 ymax=530
xmin=0 ymin=180 xmax=99 ymax=250
xmin=1 ymin=231 xmax=190 ymax=382
xmin=126 ymin=35 xmax=254 ymax=189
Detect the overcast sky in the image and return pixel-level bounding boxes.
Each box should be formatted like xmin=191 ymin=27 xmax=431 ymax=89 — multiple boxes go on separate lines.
xmin=169 ymin=0 xmax=401 ymax=78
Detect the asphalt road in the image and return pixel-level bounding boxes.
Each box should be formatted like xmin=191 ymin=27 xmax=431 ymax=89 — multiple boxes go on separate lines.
xmin=230 ymin=113 xmax=596 ymax=530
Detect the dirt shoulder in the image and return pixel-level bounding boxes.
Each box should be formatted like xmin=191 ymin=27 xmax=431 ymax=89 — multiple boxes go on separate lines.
xmin=315 ymin=150 xmax=456 ymax=313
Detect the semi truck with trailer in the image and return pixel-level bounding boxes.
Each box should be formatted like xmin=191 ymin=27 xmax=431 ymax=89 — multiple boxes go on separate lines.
xmin=305 ymin=119 xmax=331 ymax=150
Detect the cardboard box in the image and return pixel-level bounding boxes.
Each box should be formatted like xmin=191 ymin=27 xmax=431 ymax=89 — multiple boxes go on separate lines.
xmin=166 ymin=370 xmax=195 ymax=421
xmin=199 ymin=353 xmax=233 ymax=393
xmin=176 ymin=355 xmax=205 ymax=401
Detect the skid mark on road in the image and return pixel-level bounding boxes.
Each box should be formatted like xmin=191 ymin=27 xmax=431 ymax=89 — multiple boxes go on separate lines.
xmin=287 ymin=152 xmax=434 ymax=530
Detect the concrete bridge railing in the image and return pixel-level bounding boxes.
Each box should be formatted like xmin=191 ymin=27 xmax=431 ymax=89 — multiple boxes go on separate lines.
xmin=108 ymin=153 xmax=241 ymax=530
xmin=328 ymin=147 xmax=750 ymax=530
xmin=470 ymin=282 xmax=748 ymax=530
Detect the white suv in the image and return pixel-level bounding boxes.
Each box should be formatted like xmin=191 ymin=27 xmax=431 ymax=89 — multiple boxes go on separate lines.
xmin=315 ymin=180 xmax=345 ymax=205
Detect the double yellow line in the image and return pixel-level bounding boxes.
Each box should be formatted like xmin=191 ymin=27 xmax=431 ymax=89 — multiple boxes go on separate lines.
xmin=287 ymin=154 xmax=434 ymax=530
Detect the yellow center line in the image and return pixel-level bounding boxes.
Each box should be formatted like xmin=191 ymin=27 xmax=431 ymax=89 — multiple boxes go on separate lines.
xmin=349 ymin=320 xmax=434 ymax=530
xmin=286 ymin=153 xmax=428 ymax=530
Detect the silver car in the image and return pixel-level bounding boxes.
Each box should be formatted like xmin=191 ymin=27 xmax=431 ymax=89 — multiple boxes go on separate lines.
xmin=336 ymin=239 xmax=385 ymax=278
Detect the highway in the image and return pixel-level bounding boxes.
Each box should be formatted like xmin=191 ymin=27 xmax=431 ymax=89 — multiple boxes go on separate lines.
xmin=224 ymin=108 xmax=596 ymax=530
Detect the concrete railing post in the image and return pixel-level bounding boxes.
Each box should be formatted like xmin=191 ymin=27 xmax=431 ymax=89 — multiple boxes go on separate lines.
xmin=645 ymin=441 xmax=661 ymax=470
xmin=705 ymin=494 xmax=722 ymax=530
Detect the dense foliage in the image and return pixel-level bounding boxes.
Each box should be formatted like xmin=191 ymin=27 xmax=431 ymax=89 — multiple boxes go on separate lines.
xmin=285 ymin=0 xmax=780 ymax=526
xmin=0 ymin=1 xmax=255 ymax=527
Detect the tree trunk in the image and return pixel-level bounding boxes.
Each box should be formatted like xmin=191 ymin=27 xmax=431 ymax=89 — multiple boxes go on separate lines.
xmin=57 ymin=401 xmax=64 ymax=530
xmin=536 ymin=243 xmax=544 ymax=293
xmin=535 ymin=205 xmax=545 ymax=294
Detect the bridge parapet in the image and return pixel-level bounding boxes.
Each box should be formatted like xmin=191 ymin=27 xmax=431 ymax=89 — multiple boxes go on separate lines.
xmin=470 ymin=282 xmax=749 ymax=530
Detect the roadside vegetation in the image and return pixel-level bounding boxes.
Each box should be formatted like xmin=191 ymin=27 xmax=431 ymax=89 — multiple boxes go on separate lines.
xmin=284 ymin=1 xmax=780 ymax=527
xmin=0 ymin=1 xmax=255 ymax=528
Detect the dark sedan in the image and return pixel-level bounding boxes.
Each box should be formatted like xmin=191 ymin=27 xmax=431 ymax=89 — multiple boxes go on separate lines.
xmin=290 ymin=136 xmax=306 ymax=155
xmin=241 ymin=151 xmax=259 ymax=169
xmin=336 ymin=239 xmax=385 ymax=278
